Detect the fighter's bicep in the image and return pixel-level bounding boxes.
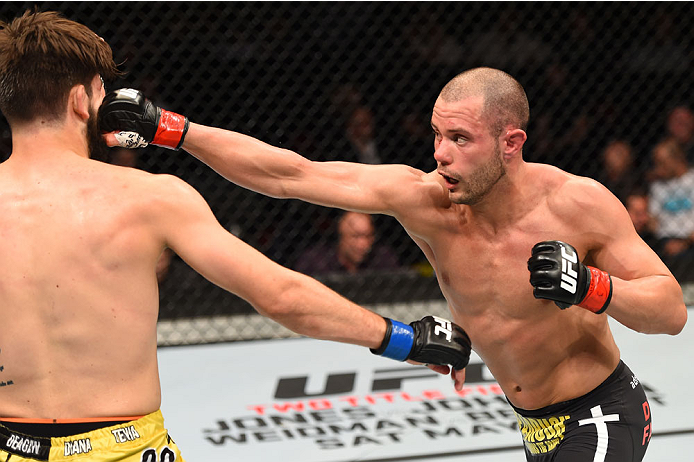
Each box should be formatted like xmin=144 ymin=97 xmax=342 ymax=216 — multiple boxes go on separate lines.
xmin=151 ymin=176 xmax=283 ymax=300
xmin=595 ymin=229 xmax=671 ymax=281
xmin=174 ymin=223 xmax=285 ymax=306
xmin=587 ymin=195 xmax=670 ymax=280
xmin=289 ymin=161 xmax=428 ymax=215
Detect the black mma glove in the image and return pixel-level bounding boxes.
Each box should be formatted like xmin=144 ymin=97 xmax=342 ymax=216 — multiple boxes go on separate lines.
xmin=371 ymin=316 xmax=471 ymax=370
xmin=98 ymin=88 xmax=189 ymax=150
xmin=528 ymin=240 xmax=612 ymax=314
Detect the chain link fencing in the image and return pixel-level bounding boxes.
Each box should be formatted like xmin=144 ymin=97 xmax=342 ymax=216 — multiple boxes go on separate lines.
xmin=1 ymin=2 xmax=693 ymax=344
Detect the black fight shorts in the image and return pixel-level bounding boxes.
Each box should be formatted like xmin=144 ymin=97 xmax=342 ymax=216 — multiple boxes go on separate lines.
xmin=510 ymin=361 xmax=652 ymax=462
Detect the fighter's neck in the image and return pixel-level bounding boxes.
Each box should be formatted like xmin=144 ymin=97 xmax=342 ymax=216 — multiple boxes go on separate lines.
xmin=465 ymin=163 xmax=537 ymax=231
xmin=8 ymin=119 xmax=89 ymax=162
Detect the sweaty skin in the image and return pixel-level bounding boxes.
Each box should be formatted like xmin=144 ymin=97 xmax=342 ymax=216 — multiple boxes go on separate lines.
xmin=0 ymin=76 xmax=391 ymax=418
xmin=156 ymin=94 xmax=686 ymax=410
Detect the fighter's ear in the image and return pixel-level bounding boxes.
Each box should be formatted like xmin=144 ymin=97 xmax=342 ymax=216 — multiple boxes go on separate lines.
xmin=502 ymin=128 xmax=527 ymax=160
xmin=69 ymin=84 xmax=90 ymax=121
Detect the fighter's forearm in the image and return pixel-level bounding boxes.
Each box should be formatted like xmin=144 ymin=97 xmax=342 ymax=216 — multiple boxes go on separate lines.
xmin=183 ymin=122 xmax=306 ymax=198
xmin=257 ymin=271 xmax=472 ymax=371
xmin=528 ymin=240 xmax=688 ymax=335
xmin=607 ymin=275 xmax=687 ymax=335
xmin=257 ymin=270 xmax=387 ymax=348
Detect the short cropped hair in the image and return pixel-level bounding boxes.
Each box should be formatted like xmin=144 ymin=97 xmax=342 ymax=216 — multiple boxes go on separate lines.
xmin=440 ymin=67 xmax=529 ymax=137
xmin=0 ymin=9 xmax=120 ymax=124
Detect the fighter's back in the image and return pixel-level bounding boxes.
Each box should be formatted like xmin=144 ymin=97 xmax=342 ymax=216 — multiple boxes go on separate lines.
xmin=0 ymin=152 xmax=166 ymax=418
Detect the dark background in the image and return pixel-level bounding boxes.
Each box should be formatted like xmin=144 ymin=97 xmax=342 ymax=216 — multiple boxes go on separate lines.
xmin=2 ymin=2 xmax=692 ymax=320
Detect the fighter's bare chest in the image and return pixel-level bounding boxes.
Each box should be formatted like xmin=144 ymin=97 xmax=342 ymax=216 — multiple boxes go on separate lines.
xmin=426 ymin=218 xmax=582 ymax=313
xmin=436 ymin=233 xmax=537 ymax=291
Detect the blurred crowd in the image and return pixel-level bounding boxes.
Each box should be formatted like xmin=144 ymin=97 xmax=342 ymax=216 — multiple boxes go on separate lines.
xmin=106 ymin=102 xmax=694 ymax=285
xmin=1 ymin=2 xmax=693 ymax=289
xmin=597 ymin=105 xmax=694 ymax=281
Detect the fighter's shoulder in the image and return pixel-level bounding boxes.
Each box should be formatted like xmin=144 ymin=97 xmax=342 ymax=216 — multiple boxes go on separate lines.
xmin=95 ymin=162 xmax=202 ymax=209
xmin=374 ymin=165 xmax=447 ymax=209
xmin=411 ymin=169 xmax=450 ymax=203
xmin=142 ymin=172 xmax=204 ymax=210
xmin=376 ymin=163 xmax=430 ymax=184
xmin=537 ymin=164 xmax=624 ymax=219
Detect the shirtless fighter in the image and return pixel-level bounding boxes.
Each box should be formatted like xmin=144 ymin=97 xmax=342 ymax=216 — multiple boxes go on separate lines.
xmin=101 ymin=67 xmax=688 ymax=461
xmin=0 ymin=10 xmax=470 ymax=461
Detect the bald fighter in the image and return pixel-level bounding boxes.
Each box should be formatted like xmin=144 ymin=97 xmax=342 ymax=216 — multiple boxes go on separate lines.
xmin=102 ymin=67 xmax=687 ymax=461
xmin=0 ymin=10 xmax=470 ymax=461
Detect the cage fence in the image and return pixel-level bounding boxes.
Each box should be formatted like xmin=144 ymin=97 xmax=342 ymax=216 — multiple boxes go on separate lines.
xmin=1 ymin=2 xmax=693 ymax=345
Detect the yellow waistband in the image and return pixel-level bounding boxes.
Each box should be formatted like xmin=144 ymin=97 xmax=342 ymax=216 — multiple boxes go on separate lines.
xmin=0 ymin=410 xmax=167 ymax=460
xmin=0 ymin=415 xmax=146 ymax=424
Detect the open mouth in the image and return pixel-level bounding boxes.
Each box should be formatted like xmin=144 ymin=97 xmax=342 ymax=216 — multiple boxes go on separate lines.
xmin=440 ymin=172 xmax=459 ymax=185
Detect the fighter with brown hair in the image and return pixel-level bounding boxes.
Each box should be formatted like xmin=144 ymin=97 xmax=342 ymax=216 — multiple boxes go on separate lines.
xmin=102 ymin=67 xmax=687 ymax=461
xmin=0 ymin=10 xmax=471 ymax=461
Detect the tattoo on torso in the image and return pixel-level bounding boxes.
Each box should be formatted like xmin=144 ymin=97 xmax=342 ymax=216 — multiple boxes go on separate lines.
xmin=0 ymin=348 xmax=14 ymax=388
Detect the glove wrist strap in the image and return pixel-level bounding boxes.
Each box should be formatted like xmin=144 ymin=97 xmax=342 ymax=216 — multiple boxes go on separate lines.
xmin=153 ymin=109 xmax=189 ymax=149
xmin=370 ymin=318 xmax=414 ymax=361
xmin=578 ymin=267 xmax=613 ymax=314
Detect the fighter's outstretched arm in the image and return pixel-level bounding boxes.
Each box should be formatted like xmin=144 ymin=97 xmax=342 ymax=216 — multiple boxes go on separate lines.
xmin=149 ymin=172 xmax=383 ymax=344
xmin=144 ymin=172 xmax=471 ymax=379
xmin=183 ymin=123 xmax=424 ymax=214
xmin=99 ymin=89 xmax=432 ymax=216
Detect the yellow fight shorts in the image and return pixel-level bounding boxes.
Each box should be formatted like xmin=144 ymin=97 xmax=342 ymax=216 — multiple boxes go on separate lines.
xmin=0 ymin=410 xmax=186 ymax=461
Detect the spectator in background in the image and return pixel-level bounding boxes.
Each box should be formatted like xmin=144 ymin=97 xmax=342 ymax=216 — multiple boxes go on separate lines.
xmin=528 ymin=62 xmax=596 ymax=173
xmin=344 ymin=105 xmax=383 ymax=164
xmin=597 ymin=140 xmax=642 ymax=203
xmin=625 ymin=191 xmax=660 ymax=253
xmin=325 ymin=83 xmax=385 ymax=166
xmin=295 ymin=211 xmax=399 ymax=276
xmin=666 ymin=106 xmax=694 ymax=162
xmin=329 ymin=82 xmax=364 ymax=118
xmin=648 ymin=138 xmax=694 ymax=280
xmin=398 ymin=110 xmax=435 ymax=171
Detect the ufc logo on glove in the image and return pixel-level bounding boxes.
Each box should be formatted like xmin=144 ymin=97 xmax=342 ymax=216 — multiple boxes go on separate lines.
xmin=528 ymin=240 xmax=613 ymax=314
xmin=432 ymin=316 xmax=453 ymax=341
xmin=560 ymin=245 xmax=579 ymax=294
xmin=370 ymin=316 xmax=471 ymax=370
